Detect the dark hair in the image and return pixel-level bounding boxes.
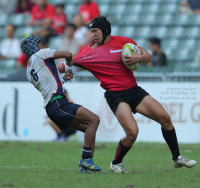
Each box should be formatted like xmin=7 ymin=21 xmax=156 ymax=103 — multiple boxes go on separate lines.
xmin=149 ymin=37 xmax=161 ymax=46
xmin=55 ymin=4 xmax=64 ymax=9
xmin=67 ymin=23 xmax=77 ymax=31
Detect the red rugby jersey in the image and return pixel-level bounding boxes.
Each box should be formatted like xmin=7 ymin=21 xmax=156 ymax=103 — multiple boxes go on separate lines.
xmin=74 ymin=36 xmax=138 ymax=91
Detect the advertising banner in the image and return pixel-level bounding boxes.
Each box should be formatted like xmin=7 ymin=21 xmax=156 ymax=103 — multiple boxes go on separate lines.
xmin=0 ymin=82 xmax=199 ymax=143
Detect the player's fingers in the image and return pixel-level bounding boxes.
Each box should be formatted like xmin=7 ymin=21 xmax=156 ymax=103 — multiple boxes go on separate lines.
xmin=125 ymin=62 xmax=133 ymax=65
xmin=124 ymin=55 xmax=131 ymax=59
xmin=124 ymin=59 xmax=131 ymax=63
xmin=132 ymin=49 xmax=138 ymax=54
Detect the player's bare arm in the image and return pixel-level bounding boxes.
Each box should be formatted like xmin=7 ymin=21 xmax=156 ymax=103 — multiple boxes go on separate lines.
xmin=54 ymin=51 xmax=72 ymax=63
xmin=124 ymin=47 xmax=152 ymax=66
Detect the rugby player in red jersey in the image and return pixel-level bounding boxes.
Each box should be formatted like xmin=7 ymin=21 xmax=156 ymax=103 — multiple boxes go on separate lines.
xmin=67 ymin=16 xmax=196 ymax=173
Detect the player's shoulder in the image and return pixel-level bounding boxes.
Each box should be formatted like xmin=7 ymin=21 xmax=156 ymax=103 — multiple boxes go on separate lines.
xmin=74 ymin=46 xmax=90 ymax=60
xmin=34 ymin=48 xmax=56 ymax=59
xmin=112 ymin=36 xmax=137 ymax=46
xmin=112 ymin=36 xmax=132 ymax=42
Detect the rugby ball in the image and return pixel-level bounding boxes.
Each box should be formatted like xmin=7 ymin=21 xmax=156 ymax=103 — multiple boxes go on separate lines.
xmin=122 ymin=43 xmax=141 ymax=71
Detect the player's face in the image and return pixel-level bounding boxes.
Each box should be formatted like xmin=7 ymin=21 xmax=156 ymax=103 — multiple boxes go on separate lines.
xmin=91 ymin=28 xmax=103 ymax=45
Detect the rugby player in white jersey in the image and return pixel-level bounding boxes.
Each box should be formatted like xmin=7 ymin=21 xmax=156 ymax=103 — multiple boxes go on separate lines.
xmin=20 ymin=36 xmax=102 ymax=173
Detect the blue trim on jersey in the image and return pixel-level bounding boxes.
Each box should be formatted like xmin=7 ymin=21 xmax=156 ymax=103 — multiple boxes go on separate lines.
xmin=44 ymin=58 xmax=64 ymax=95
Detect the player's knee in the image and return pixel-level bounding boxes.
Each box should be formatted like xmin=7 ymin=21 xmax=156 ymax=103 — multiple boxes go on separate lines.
xmin=159 ymin=112 xmax=171 ymax=125
xmin=127 ymin=128 xmax=138 ymax=143
xmin=91 ymin=115 xmax=100 ymax=128
xmin=82 ymin=124 xmax=88 ymax=132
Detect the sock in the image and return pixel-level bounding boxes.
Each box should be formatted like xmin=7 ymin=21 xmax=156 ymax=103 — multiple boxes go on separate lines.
xmin=57 ymin=132 xmax=64 ymax=137
xmin=112 ymin=140 xmax=132 ymax=165
xmin=82 ymin=146 xmax=92 ymax=160
xmin=162 ymin=128 xmax=180 ymax=161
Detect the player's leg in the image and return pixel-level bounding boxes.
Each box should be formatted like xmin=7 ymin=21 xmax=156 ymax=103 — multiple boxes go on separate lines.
xmin=70 ymin=106 xmax=102 ymax=172
xmin=135 ymin=95 xmax=196 ymax=168
xmin=110 ymin=102 xmax=138 ymax=173
xmin=70 ymin=118 xmax=96 ymax=157
xmin=46 ymin=99 xmax=101 ymax=172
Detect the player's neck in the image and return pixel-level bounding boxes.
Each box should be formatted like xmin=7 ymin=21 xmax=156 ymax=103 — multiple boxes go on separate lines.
xmin=104 ymin=35 xmax=111 ymax=44
xmin=96 ymin=35 xmax=111 ymax=47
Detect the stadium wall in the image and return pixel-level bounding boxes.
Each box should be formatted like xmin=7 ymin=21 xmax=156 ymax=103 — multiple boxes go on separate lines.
xmin=0 ymin=82 xmax=200 ymax=143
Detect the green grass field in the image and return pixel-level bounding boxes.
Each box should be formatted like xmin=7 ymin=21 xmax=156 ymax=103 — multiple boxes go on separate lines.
xmin=0 ymin=142 xmax=199 ymax=188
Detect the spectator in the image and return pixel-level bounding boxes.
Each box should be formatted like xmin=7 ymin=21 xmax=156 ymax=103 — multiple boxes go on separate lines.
xmin=15 ymin=0 xmax=35 ymax=14
xmin=58 ymin=23 xmax=81 ymax=57
xmin=27 ymin=0 xmax=54 ymax=27
xmin=180 ymin=0 xmax=200 ymax=14
xmin=33 ymin=4 xmax=67 ymax=38
xmin=0 ymin=0 xmax=17 ymax=14
xmin=78 ymin=29 xmax=93 ymax=54
xmin=148 ymin=37 xmax=167 ymax=67
xmin=72 ymin=14 xmax=88 ymax=45
xmin=52 ymin=4 xmax=68 ymax=35
xmin=0 ymin=24 xmax=21 ymax=59
xmin=79 ymin=0 xmax=100 ymax=24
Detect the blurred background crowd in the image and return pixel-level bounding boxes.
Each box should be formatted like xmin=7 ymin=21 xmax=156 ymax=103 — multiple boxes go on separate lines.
xmin=0 ymin=0 xmax=200 ymax=81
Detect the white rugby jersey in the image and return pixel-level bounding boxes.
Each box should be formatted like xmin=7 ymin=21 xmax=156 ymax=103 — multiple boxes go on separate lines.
xmin=27 ymin=48 xmax=64 ymax=108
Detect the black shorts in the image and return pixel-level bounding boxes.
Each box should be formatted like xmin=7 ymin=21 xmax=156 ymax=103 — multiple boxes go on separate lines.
xmin=46 ymin=98 xmax=81 ymax=130
xmin=104 ymin=85 xmax=149 ymax=114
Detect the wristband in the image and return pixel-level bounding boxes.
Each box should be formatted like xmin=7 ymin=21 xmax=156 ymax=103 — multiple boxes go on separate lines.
xmin=61 ymin=63 xmax=66 ymax=73
xmin=61 ymin=76 xmax=67 ymax=84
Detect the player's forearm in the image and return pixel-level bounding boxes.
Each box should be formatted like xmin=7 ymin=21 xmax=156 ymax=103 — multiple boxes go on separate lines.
xmin=140 ymin=51 xmax=152 ymax=64
xmin=54 ymin=51 xmax=72 ymax=64
xmin=56 ymin=63 xmax=71 ymax=73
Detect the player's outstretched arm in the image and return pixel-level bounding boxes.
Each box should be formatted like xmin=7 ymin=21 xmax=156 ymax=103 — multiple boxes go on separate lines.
xmin=54 ymin=51 xmax=73 ymax=66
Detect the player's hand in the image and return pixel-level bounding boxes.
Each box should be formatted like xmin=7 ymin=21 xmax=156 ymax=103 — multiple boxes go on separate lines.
xmin=63 ymin=70 xmax=73 ymax=81
xmin=67 ymin=59 xmax=74 ymax=67
xmin=124 ymin=49 xmax=142 ymax=65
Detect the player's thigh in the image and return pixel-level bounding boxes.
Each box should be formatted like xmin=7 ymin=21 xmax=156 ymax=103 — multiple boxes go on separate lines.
xmin=135 ymin=95 xmax=170 ymax=124
xmin=72 ymin=106 xmax=100 ymax=127
xmin=115 ymin=102 xmax=138 ymax=135
xmin=70 ymin=119 xmax=88 ymax=133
